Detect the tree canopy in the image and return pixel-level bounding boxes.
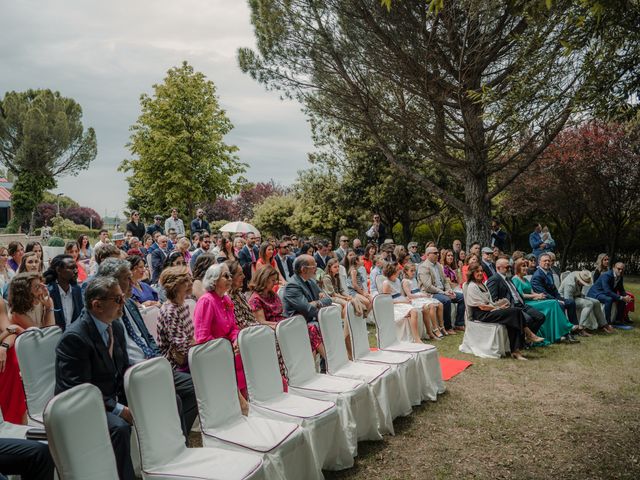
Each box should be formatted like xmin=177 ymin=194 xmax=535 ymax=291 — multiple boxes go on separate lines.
xmin=119 ymin=61 xmax=245 ymax=220
xmin=0 ymin=89 xmax=97 ymax=231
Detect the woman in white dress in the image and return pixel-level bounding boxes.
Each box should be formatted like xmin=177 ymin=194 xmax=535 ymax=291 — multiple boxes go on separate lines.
xmin=381 ymin=262 xmax=424 ymax=344
xmin=401 ymin=262 xmax=445 ymax=340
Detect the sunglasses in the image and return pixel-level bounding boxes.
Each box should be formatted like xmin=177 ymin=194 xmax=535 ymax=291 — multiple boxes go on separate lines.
xmin=101 ymin=295 xmax=125 ymax=305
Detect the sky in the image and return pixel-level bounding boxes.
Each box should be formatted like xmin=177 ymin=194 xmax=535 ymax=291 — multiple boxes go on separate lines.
xmin=0 ymin=0 xmax=314 ymax=218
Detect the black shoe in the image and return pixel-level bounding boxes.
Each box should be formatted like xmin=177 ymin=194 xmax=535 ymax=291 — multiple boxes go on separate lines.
xmin=561 ymin=334 xmax=579 ymax=344
xmin=623 ymin=317 xmax=634 ymax=324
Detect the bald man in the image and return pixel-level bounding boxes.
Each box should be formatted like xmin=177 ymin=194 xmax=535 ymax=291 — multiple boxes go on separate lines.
xmin=282 ymin=254 xmax=332 ymax=325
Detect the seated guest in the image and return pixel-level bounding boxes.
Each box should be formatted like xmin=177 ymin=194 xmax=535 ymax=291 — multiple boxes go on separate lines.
xmin=226 ymin=261 xmax=257 ymax=330
xmin=401 ymin=262 xmax=444 ymax=340
xmin=486 ymin=258 xmax=545 ymax=342
xmin=0 ymin=246 xmax=15 ymax=299
xmin=150 ymin=235 xmax=170 ymax=284
xmin=592 ymin=253 xmax=609 ymax=282
xmin=408 ymin=242 xmax=422 ymax=264
xmin=464 ymin=264 xmax=529 ymax=360
xmin=157 ymin=267 xmax=194 ymax=372
xmin=468 ymin=242 xmax=481 ymax=258
xmin=7 ymin=241 xmax=24 ymax=272
xmin=418 ymin=246 xmax=465 ymax=333
xmin=480 ymin=247 xmax=497 ymax=278
xmin=83 ymin=244 xmax=122 ymax=291
xmin=193 ymin=263 xmax=249 ymax=412
xmin=0 ymin=431 xmax=55 ymax=480
xmin=282 ymin=255 xmax=332 ymax=329
xmin=127 ymin=255 xmax=160 ymax=307
xmin=25 ymin=241 xmax=44 ymax=268
xmin=0 ymin=306 xmax=26 ymax=424
xmin=382 ymin=262 xmax=431 ymax=343
xmin=547 ymin=252 xmax=561 ymax=278
xmin=237 ymin=232 xmax=259 ymax=287
xmin=322 ymin=258 xmax=353 ymax=313
xmin=65 ymin=241 xmax=88 ymax=283
xmin=250 ymin=265 xmax=325 ymax=366
xmin=275 ymin=241 xmax=294 ymax=283
xmin=441 ymin=249 xmax=460 ymax=287
xmin=512 ymin=259 xmax=577 ymax=344
xmin=490 ymin=218 xmax=508 ymax=251
xmin=559 ymin=270 xmax=611 ymax=333
xmin=334 ymin=235 xmax=349 ymax=262
xmin=77 ymin=234 xmax=93 ymax=263
xmin=531 ymin=253 xmax=579 ymax=327
xmin=344 ymin=253 xmax=371 ymax=317
xmin=525 ymin=255 xmax=537 ymax=276
xmin=298 ymin=242 xmax=315 ymax=257
xmin=175 ymin=237 xmax=192 ymax=268
xmin=9 ymin=272 xmax=55 ymax=329
xmin=96 ymin=259 xmax=197 ymax=439
xmin=587 ymin=261 xmax=633 ymax=326
xmin=369 ymin=255 xmax=386 ymax=296
xmin=190 ymin=233 xmax=211 ymax=271
xmin=163 ymin=250 xmax=187 ymax=270
xmin=55 ymin=277 xmax=135 ymax=480
xmin=313 ymin=240 xmax=331 ymax=271
xmin=461 ymin=254 xmax=485 ymax=285
xmin=256 ymin=242 xmax=284 ymax=287
xmin=146 ymin=214 xmax=164 ymax=236
xmin=192 ymin=254 xmax=216 ymax=300
xmin=44 ymin=255 xmax=82 ymax=331
xmin=362 ymin=243 xmax=377 ymax=273
xmin=216 ymin=237 xmax=237 ymax=264
xmin=18 ymin=252 xmax=41 ymax=274
xmin=233 ymin=237 xmax=245 ymax=256
xmin=353 ymin=238 xmax=364 ymax=256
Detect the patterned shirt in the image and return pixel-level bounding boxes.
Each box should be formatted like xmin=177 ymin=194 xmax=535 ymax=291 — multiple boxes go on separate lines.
xmin=157 ymin=302 xmax=193 ymax=371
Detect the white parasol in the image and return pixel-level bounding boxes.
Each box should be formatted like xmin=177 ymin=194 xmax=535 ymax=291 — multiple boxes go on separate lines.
xmin=219 ymin=221 xmax=260 ymax=236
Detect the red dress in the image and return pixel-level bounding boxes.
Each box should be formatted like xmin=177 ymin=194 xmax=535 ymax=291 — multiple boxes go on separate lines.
xmin=0 ymin=346 xmax=27 ymax=423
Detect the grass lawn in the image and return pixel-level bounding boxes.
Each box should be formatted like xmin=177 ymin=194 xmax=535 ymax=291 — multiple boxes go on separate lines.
xmin=324 ymin=276 xmax=640 ymax=480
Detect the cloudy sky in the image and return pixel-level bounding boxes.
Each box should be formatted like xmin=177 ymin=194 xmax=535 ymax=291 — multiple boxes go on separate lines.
xmin=0 ymin=0 xmax=314 ymax=218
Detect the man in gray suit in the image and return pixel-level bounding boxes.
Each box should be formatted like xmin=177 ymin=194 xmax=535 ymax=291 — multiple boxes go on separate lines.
xmin=282 ymin=255 xmax=332 ymax=327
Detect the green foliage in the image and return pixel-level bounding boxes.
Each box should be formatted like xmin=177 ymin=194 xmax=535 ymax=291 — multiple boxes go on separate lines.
xmin=0 ymin=89 xmax=97 ymax=230
xmin=47 ymin=236 xmax=65 ymax=247
xmin=120 ymin=61 xmax=246 ymax=219
xmin=49 ymin=214 xmax=92 ymax=240
xmin=41 ymin=191 xmax=78 ymax=209
xmin=252 ymin=194 xmax=297 ymax=238
xmin=208 ymin=219 xmax=231 ymax=233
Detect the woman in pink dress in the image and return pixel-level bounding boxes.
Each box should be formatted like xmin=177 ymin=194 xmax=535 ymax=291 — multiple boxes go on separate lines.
xmin=193 ymin=262 xmax=247 ymax=401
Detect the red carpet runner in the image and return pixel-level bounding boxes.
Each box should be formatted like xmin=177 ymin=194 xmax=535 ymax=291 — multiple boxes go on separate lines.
xmin=438 ymin=357 xmax=472 ymax=381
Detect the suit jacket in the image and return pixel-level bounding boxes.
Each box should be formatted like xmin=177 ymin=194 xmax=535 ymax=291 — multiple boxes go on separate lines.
xmin=55 ymin=310 xmax=130 ymax=412
xmin=558 ymin=272 xmax=584 ymax=300
xmin=275 ymin=254 xmax=294 ymax=280
xmin=491 ymin=229 xmax=508 ymax=251
xmin=486 ymin=273 xmax=522 ymax=306
xmin=481 ymin=260 xmax=496 ymax=279
xmin=118 ymin=299 xmax=160 ymax=355
xmin=150 ymin=248 xmax=168 ymax=283
xmin=314 ymin=252 xmax=329 ymax=271
xmin=530 ymin=268 xmax=560 ymax=300
xmin=238 ymin=245 xmax=259 ymax=268
xmin=587 ymin=270 xmax=626 ymax=301
xmin=282 ymin=274 xmax=332 ymax=323
xmin=417 ymin=260 xmax=451 ymax=294
xmin=190 ymin=218 xmax=210 ymax=235
xmin=47 ymin=282 xmax=83 ymax=331
xmin=125 ymin=221 xmax=146 ymax=240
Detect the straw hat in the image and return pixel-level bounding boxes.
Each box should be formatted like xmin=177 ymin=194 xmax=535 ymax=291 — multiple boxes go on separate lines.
xmin=576 ymin=270 xmax=593 ymax=286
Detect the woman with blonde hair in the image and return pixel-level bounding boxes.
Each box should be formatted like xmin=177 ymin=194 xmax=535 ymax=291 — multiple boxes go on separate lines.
xmin=175 ymin=237 xmax=192 ymax=269
xmin=593 ymin=253 xmax=609 ymax=282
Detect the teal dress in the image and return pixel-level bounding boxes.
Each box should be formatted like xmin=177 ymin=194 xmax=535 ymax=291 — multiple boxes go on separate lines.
xmin=512 ymin=276 xmax=573 ymax=344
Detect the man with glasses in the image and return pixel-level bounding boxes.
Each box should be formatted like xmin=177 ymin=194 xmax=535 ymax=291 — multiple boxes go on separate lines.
xmin=275 ymin=241 xmax=294 ymax=282
xmin=587 ymin=261 xmax=633 ymax=326
xmin=352 ymin=238 xmax=364 ymax=256
xmin=283 ymin=255 xmax=332 ymax=326
xmin=55 ymin=276 xmax=136 ymax=480
xmin=150 ymin=235 xmax=169 ymax=284
xmin=146 ymin=214 xmax=165 ymax=236
xmin=189 ymin=232 xmax=211 ymax=270
xmin=125 ymin=211 xmax=145 ymax=240
xmin=334 ymin=236 xmax=349 ymax=262
xmin=408 ymin=242 xmax=422 ymax=264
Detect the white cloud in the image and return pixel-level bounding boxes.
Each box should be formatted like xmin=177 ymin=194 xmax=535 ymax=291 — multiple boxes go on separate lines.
xmin=0 ymin=0 xmax=314 ymax=216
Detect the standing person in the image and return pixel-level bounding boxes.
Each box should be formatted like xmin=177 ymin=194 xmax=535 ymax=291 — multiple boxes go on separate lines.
xmin=44 ymin=255 xmax=83 ymax=331
xmin=146 ymin=214 xmax=165 ymax=236
xmin=559 ymin=270 xmax=612 ymax=333
xmin=529 ymin=223 xmax=553 ymax=258
xmin=587 ymin=262 xmax=634 ymax=327
xmin=125 ymin=211 xmax=145 ymax=240
xmin=7 ymin=241 xmax=24 ymax=272
xmin=490 ymin=218 xmax=508 ymax=251
xmin=531 ymin=253 xmax=579 ymax=327
xmin=164 ymin=208 xmax=185 ymax=236
xmin=464 ymin=264 xmax=529 ymax=360
xmin=365 ymin=213 xmax=387 ymax=246
xmin=190 ymin=208 xmax=210 ymax=235
xmin=238 ymin=232 xmax=259 ymax=288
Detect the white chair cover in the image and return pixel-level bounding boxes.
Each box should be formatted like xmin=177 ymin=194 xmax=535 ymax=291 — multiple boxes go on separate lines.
xmin=372 ymin=295 xmax=446 ymax=402
xmin=238 ymin=325 xmax=353 ymax=471
xmin=319 ymin=306 xmax=412 ymax=434
xmin=44 ymin=383 xmax=119 ymax=480
xmin=458 ymin=284 xmax=510 ymax=359
xmin=0 ymin=408 xmax=30 ymax=439
xmin=188 ymin=339 xmax=321 ymax=480
xmin=139 ymin=306 xmax=160 ymax=341
xmin=276 ymin=316 xmax=382 ymax=451
xmin=124 ymin=357 xmax=266 ymax=480
xmin=346 ymin=303 xmax=422 ymax=406
xmin=14 ymin=326 xmax=62 ymax=426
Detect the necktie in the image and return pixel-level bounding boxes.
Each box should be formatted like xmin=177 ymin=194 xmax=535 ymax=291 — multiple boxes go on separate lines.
xmin=106 ymin=324 xmax=114 ymax=358
xmin=507 ymin=278 xmax=524 ymax=305
xmin=250 ymin=247 xmax=256 ymax=262
xmin=121 ymin=309 xmax=158 ymax=359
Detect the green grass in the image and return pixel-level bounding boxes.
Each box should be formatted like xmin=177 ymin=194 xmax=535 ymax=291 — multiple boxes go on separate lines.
xmin=324 ymin=276 xmax=640 ymax=479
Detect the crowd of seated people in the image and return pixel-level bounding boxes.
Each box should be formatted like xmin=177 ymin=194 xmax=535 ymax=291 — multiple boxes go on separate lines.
xmin=0 ymin=209 xmax=637 ymax=478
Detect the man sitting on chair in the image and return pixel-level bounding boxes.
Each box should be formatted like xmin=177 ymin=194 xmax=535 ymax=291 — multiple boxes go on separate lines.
xmin=587 ymin=261 xmax=633 ymax=326
xmin=282 ymin=255 xmax=332 ymax=327
xmin=531 ymin=253 xmax=579 ymax=326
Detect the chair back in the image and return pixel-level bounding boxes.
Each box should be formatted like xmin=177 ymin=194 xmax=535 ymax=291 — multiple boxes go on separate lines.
xmin=124 ymin=357 xmax=186 ymax=470
xmin=318 ymin=306 xmax=349 ymax=373
xmin=238 ymin=325 xmax=284 ymax=402
xmin=188 ymin=339 xmax=241 ymax=430
xmin=15 ymin=326 xmax=62 ymax=421
xmin=140 ymin=306 xmax=159 ymax=341
xmin=44 ymin=383 xmax=118 ymax=480
xmin=375 ymin=275 xmax=386 ymax=295
xmin=346 ymin=302 xmax=371 ymax=360
xmin=338 ymin=265 xmax=349 ymax=294
xmin=275 ymin=316 xmax=317 ymax=385
xmin=371 ymin=295 xmax=397 ymax=348
xmin=0 ymin=406 xmax=30 ymax=439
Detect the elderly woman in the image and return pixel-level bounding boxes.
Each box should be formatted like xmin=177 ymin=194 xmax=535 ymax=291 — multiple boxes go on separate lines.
xmin=464 ymin=264 xmax=528 ymax=360
xmin=175 ymin=237 xmax=192 ymax=269
xmin=157 ymin=267 xmax=194 ymax=372
xmin=193 ymin=263 xmax=248 ymax=401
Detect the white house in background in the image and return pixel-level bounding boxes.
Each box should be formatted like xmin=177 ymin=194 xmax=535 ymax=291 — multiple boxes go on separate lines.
xmin=0 ymin=178 xmax=12 ymax=228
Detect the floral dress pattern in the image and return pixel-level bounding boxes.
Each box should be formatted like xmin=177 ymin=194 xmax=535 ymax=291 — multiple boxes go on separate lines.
xmin=157 ymin=302 xmax=193 ymax=371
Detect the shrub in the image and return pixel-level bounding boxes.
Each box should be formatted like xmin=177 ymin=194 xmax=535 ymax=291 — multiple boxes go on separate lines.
xmin=48 ymin=236 xmax=65 ymax=247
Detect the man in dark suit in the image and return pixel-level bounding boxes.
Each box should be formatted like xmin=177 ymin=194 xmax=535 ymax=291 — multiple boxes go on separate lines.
xmin=282 ymin=255 xmax=332 ymax=326
xmin=96 ymin=259 xmax=197 ymax=440
xmin=480 ymin=247 xmax=497 ymax=278
xmin=44 ymin=255 xmax=83 ymax=331
xmin=55 ymin=276 xmax=135 ymax=480
xmin=587 ymin=262 xmax=632 ymax=325
xmin=490 ymin=218 xmax=508 ymax=252
xmin=190 ymin=208 xmax=210 ymax=235
xmin=487 ymin=258 xmax=545 ymax=337
xmin=531 ymin=253 xmax=578 ymax=325
xmin=150 ymin=235 xmax=169 ymax=284
xmin=238 ymin=232 xmax=259 ymax=288
xmin=0 ymin=438 xmax=54 ymax=480
xmin=274 ymin=241 xmax=294 ymax=282
xmin=313 ymin=240 xmax=330 ymax=271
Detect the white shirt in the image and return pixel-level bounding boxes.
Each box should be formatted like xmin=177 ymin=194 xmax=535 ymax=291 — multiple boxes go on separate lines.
xmin=58 ymin=284 xmax=75 ymax=326
xmin=164 ymin=217 xmax=185 ymax=236
xmin=122 ymin=307 xmax=146 ymax=365
xmin=498 ymin=272 xmax=523 ymax=304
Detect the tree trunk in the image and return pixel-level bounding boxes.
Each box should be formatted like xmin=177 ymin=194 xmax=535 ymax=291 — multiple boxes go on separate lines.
xmin=463 ymin=174 xmax=491 ymax=247
xmin=401 ymin=219 xmax=412 ymax=246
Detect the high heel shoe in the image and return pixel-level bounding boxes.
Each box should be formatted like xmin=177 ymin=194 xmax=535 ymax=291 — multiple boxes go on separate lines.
xmin=526 ymin=333 xmax=545 ymax=343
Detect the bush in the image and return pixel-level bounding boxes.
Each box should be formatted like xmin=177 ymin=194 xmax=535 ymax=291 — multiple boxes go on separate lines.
xmin=48 ymin=236 xmax=65 ymax=247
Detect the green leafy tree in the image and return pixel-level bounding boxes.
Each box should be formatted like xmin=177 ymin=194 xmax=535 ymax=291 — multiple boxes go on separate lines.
xmin=119 ymin=61 xmax=246 ymax=220
xmin=252 ymin=194 xmax=297 ymax=238
xmin=0 ymin=89 xmax=97 ymax=232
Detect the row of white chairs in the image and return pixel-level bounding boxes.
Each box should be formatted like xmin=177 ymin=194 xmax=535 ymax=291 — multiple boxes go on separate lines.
xmin=5 ymin=295 xmax=445 ymax=479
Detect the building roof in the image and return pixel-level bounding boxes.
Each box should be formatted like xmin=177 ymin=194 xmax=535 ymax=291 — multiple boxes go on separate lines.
xmin=0 ymin=186 xmax=10 ymax=202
